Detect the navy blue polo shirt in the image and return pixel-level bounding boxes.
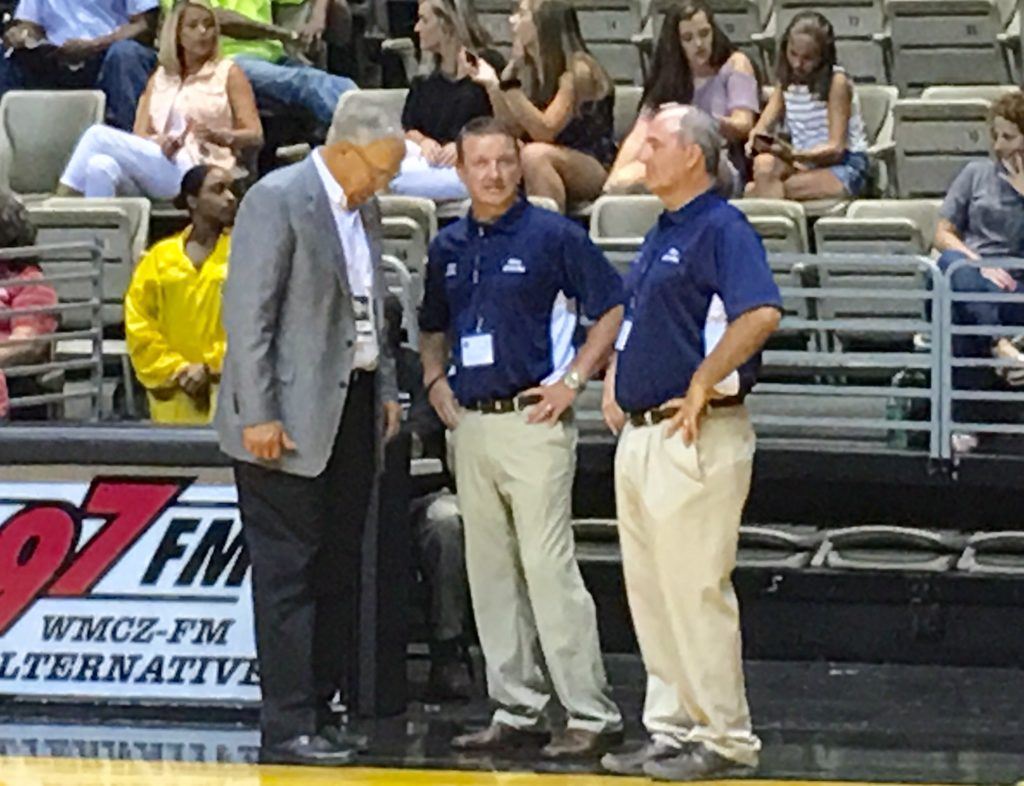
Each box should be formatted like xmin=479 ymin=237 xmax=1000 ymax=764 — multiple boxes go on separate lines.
xmin=419 ymin=198 xmax=625 ymax=406
xmin=615 ymin=190 xmax=782 ymax=413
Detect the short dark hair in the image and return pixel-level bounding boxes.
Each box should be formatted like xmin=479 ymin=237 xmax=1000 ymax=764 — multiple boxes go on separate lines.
xmin=455 ymin=116 xmax=519 ymax=162
xmin=0 ymin=189 xmax=36 ymax=249
xmin=991 ymin=92 xmax=1024 ymax=135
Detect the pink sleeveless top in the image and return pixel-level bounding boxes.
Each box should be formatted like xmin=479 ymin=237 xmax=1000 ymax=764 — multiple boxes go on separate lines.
xmin=147 ymin=58 xmax=236 ymax=171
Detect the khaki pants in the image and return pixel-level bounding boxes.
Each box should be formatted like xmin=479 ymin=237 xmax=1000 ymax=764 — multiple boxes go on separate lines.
xmin=453 ymin=409 xmax=622 ymax=733
xmin=615 ymin=405 xmax=760 ymax=766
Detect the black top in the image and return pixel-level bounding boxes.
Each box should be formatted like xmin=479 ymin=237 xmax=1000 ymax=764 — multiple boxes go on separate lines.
xmin=555 ymin=92 xmax=617 ymax=168
xmin=401 ymin=51 xmax=506 ymax=144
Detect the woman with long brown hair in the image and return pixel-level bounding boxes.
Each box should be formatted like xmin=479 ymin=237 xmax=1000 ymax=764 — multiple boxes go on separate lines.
xmin=466 ymin=0 xmax=615 ymax=212
xmin=605 ymin=0 xmax=758 ymax=194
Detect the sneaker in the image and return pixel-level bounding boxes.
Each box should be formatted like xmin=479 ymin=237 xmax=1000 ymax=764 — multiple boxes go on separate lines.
xmin=644 ymin=743 xmax=756 ymax=781
xmin=951 ymin=432 xmax=979 ymax=454
xmin=600 ymin=738 xmax=685 ymax=775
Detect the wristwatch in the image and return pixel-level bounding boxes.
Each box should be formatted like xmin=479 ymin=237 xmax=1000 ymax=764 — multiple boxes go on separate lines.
xmin=562 ymin=368 xmax=586 ymax=392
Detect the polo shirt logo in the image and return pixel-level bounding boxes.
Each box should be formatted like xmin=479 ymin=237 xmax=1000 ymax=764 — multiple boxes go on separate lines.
xmin=502 ymin=257 xmax=527 ymax=274
xmin=661 ymin=247 xmax=682 ymax=264
xmin=445 ymin=262 xmax=457 ymax=278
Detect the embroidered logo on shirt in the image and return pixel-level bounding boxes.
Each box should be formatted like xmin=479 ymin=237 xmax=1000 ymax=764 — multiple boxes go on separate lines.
xmin=445 ymin=262 xmax=457 ymax=278
xmin=660 ymin=247 xmax=682 ymax=264
xmin=502 ymin=257 xmax=527 ymax=274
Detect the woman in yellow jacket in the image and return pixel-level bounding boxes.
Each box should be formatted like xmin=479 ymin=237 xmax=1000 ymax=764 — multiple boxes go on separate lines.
xmin=126 ymin=165 xmax=237 ymax=424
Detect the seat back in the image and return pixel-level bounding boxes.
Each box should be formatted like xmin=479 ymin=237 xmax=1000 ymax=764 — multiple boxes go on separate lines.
xmin=27 ymin=199 xmax=151 ymax=328
xmin=614 ymin=85 xmax=643 ymax=142
xmin=893 ymin=98 xmax=992 ymax=198
xmin=920 ymin=84 xmax=1021 ymax=102
xmin=381 ymin=255 xmax=419 ymax=346
xmin=847 ymin=198 xmax=942 ymax=249
xmin=730 ymin=199 xmax=809 ymax=252
xmin=589 ymin=194 xmax=663 ymax=239
xmin=888 ymin=0 xmax=1014 ymax=94
xmin=0 ymin=91 xmax=105 ymax=197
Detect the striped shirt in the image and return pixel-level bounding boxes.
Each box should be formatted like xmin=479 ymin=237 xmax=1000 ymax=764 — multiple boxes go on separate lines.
xmin=783 ymin=67 xmax=867 ymax=154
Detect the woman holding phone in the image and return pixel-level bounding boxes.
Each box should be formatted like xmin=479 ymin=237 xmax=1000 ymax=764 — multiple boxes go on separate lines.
xmin=744 ymin=11 xmax=869 ymax=201
xmin=466 ymin=0 xmax=616 ymax=212
xmin=393 ymin=0 xmax=503 ymax=200
xmin=58 ymin=1 xmax=262 ymax=199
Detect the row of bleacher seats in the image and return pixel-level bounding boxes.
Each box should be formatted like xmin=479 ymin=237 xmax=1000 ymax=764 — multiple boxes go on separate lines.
xmin=453 ymin=0 xmax=1024 ymax=92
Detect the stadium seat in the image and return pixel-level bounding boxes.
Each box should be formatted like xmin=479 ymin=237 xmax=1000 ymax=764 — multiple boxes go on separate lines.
xmin=738 ymin=525 xmax=823 ymax=568
xmin=327 ymin=89 xmax=409 ymax=143
xmin=589 ymin=193 xmax=662 ymax=239
xmin=893 ymin=97 xmax=992 ymax=198
xmin=0 ymin=90 xmax=105 ymax=199
xmin=888 ymin=0 xmax=1016 ymax=94
xmin=378 ymin=195 xmax=438 ymax=241
xmin=614 ymin=85 xmax=643 ymax=142
xmin=814 ymin=199 xmax=942 ymax=255
xmin=27 ymin=198 xmax=150 ymax=327
xmin=381 ymin=216 xmax=428 ymax=302
xmin=857 ymin=84 xmax=898 ymax=196
xmin=811 ymin=525 xmax=964 ymax=572
xmin=957 ymin=531 xmax=1024 ymax=574
xmin=381 ymin=254 xmax=419 ymax=347
xmin=765 ymin=0 xmax=887 ymax=84
xmin=920 ymin=84 xmax=1021 ymax=102
xmin=730 ymin=199 xmax=809 ymax=253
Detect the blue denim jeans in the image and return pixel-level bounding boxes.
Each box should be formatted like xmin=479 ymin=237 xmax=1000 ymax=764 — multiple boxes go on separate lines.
xmin=234 ymin=56 xmax=356 ymax=127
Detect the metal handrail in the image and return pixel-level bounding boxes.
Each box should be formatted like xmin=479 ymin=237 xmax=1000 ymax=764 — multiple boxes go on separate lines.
xmin=1 ymin=242 xmax=104 ymax=421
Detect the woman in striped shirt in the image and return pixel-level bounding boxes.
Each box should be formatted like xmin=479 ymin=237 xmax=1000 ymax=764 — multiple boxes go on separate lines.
xmin=744 ymin=12 xmax=869 ymax=201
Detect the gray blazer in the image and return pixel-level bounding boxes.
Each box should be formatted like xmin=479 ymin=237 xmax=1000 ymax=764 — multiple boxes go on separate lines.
xmin=216 ymin=157 xmax=399 ymax=478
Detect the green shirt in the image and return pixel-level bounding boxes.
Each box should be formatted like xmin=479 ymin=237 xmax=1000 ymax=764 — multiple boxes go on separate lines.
xmin=161 ymin=0 xmax=304 ymax=62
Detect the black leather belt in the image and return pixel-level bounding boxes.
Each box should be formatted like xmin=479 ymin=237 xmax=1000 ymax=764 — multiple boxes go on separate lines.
xmin=627 ymin=395 xmax=743 ymax=428
xmin=466 ymin=394 xmax=542 ymax=414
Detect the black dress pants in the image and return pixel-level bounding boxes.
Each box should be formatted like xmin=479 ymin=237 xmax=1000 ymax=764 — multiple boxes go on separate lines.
xmin=234 ymin=371 xmax=376 ymax=746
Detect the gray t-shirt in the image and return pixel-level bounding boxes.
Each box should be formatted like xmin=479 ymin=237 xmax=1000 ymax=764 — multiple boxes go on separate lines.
xmin=940 ymin=159 xmax=1024 ymax=258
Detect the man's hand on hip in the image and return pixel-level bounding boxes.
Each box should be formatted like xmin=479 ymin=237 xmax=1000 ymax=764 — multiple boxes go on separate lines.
xmin=383 ymin=400 xmax=402 ymax=441
xmin=243 ymin=421 xmax=297 ymax=461
xmin=523 ymin=381 xmax=575 ymax=426
xmin=428 ymin=377 xmax=461 ymax=430
xmin=663 ymin=382 xmax=711 ymax=446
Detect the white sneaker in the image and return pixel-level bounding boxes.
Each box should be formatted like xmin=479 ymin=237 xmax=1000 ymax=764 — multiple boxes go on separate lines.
xmin=951 ymin=432 xmax=979 ymax=454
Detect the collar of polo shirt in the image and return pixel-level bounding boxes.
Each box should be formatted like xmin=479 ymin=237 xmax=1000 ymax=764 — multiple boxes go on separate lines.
xmin=465 ymin=195 xmax=530 ymax=236
xmin=658 ymin=187 xmax=719 ymax=226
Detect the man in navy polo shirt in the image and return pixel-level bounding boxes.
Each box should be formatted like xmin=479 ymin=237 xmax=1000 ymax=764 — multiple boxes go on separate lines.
xmin=419 ymin=116 xmax=625 ymax=759
xmin=600 ymin=105 xmax=782 ymax=781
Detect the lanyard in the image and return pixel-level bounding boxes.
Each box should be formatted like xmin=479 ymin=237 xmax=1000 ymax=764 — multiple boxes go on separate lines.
xmin=470 ymin=224 xmax=487 ymax=333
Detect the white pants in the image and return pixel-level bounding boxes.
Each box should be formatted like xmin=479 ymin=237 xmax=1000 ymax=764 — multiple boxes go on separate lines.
xmin=60 ymin=124 xmax=191 ymax=199
xmin=615 ymin=405 xmax=761 ymax=766
xmin=388 ymin=140 xmax=468 ymax=201
xmin=452 ymin=410 xmax=622 ymax=733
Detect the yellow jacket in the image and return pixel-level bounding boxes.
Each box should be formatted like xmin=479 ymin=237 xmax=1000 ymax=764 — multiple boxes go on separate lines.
xmin=125 ymin=229 xmax=230 ymax=425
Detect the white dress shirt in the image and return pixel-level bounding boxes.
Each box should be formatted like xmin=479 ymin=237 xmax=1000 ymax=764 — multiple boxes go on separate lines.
xmin=313 ymin=149 xmax=379 ymax=371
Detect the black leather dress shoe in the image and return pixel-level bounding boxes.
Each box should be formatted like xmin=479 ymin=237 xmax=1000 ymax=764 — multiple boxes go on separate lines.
xmin=260 ymin=734 xmax=355 ymax=766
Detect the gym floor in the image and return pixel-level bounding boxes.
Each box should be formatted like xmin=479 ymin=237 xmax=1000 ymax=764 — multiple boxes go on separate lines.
xmin=0 ymin=657 xmax=1022 ymax=785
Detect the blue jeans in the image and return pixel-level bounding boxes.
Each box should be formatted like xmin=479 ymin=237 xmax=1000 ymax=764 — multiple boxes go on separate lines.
xmin=234 ymin=56 xmax=356 ymax=127
xmin=0 ymin=41 xmax=157 ymax=131
xmin=939 ymin=249 xmax=1024 ymax=420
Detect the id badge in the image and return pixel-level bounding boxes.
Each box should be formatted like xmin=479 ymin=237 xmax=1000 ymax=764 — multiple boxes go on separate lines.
xmin=353 ymin=295 xmax=374 ymax=336
xmin=461 ymin=332 xmax=495 ymax=368
xmin=615 ymin=319 xmax=633 ymax=351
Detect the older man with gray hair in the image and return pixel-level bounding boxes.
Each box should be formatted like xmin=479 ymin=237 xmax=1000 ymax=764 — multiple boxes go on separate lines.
xmin=599 ymin=105 xmax=782 ymax=781
xmin=218 ymin=109 xmax=403 ymax=766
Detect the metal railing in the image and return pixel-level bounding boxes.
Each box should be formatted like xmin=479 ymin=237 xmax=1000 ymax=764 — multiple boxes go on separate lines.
xmin=939 ymin=255 xmax=1024 ymax=460
xmin=0 ymin=243 xmax=104 ymax=421
xmin=749 ymin=253 xmax=944 ymax=457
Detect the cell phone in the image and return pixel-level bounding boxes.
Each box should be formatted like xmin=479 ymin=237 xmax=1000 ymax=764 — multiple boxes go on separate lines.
xmin=754 ymin=133 xmax=776 ymax=147
xmin=464 ymin=50 xmax=479 ymax=66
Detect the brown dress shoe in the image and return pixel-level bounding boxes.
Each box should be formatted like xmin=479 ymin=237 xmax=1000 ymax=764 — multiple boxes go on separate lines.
xmin=451 ymin=722 xmax=548 ymax=751
xmin=541 ymin=728 xmax=625 ymax=759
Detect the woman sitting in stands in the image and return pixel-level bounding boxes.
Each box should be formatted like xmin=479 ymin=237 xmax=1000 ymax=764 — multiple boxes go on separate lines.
xmin=934 ymin=91 xmax=1024 ymax=453
xmin=466 ymin=0 xmax=615 ymax=212
xmin=57 ymin=0 xmax=262 ymax=200
xmin=125 ymin=165 xmax=235 ymax=425
xmin=744 ymin=11 xmax=869 ymax=201
xmin=394 ymin=0 xmax=504 ymax=200
xmin=605 ymin=0 xmax=758 ymax=196
xmin=0 ymin=190 xmax=58 ymax=422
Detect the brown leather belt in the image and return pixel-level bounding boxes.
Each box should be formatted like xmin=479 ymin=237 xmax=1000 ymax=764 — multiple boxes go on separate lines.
xmin=466 ymin=393 xmax=542 ymax=414
xmin=627 ymin=395 xmax=743 ymax=428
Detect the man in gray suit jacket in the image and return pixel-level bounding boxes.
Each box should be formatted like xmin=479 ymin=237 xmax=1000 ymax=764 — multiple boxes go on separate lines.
xmin=217 ymin=110 xmax=403 ymax=766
